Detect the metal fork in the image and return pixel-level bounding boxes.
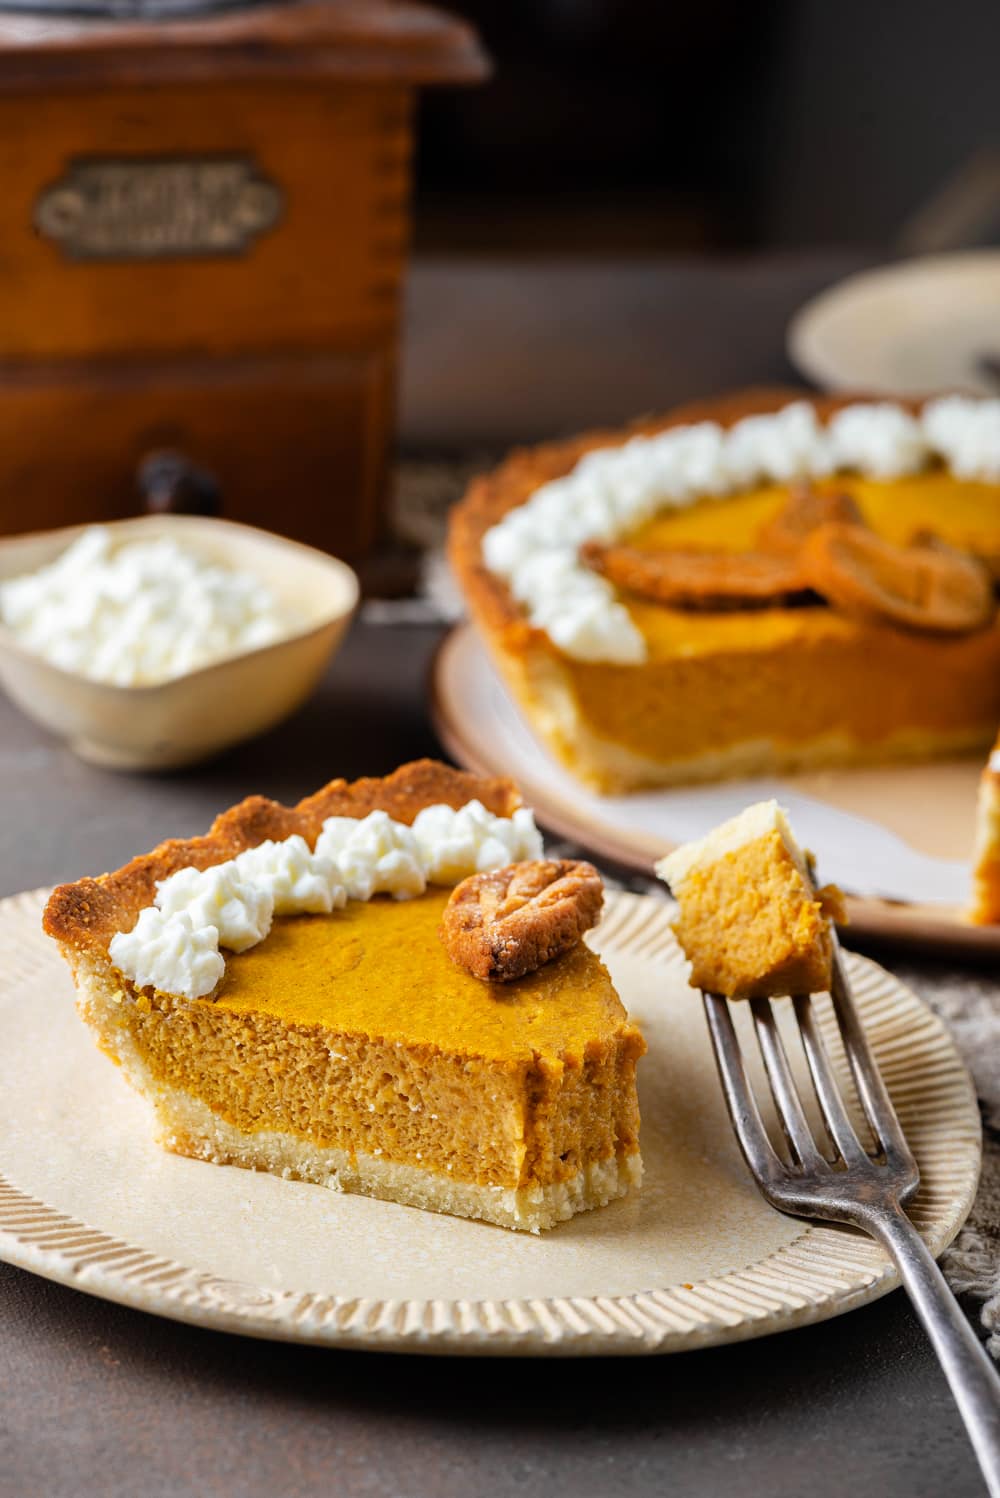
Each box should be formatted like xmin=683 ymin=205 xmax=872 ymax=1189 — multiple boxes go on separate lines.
xmin=702 ymin=937 xmax=1000 ymax=1496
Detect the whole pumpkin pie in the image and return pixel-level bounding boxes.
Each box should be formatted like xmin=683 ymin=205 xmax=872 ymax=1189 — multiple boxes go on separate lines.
xmin=970 ymin=730 xmax=1000 ymax=925
xmin=43 ymin=761 xmax=645 ymax=1233
xmin=449 ymin=389 xmax=1000 ymax=792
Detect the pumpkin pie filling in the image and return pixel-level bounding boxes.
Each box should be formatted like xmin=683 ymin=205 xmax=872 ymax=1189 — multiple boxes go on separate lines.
xmin=657 ymin=801 xmax=843 ymax=1001
xmin=560 ymin=612 xmax=1000 ymax=770
xmin=44 ymin=762 xmax=645 ymax=1232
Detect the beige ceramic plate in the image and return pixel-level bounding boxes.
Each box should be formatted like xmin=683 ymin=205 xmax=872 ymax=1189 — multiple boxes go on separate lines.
xmin=787 ymin=250 xmax=1000 ymax=394
xmin=0 ymin=887 xmax=980 ymax=1356
xmin=431 ymin=625 xmax=1000 ymax=960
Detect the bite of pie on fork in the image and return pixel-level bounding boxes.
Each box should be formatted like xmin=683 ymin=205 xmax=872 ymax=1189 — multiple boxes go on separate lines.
xmin=657 ymin=805 xmax=1000 ymax=1498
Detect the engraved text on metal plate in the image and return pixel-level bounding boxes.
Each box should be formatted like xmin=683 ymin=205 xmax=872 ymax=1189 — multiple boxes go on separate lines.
xmin=34 ymin=158 xmax=283 ymax=261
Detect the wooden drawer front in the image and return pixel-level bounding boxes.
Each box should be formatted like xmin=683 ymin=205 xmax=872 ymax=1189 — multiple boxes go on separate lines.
xmin=0 ymin=348 xmax=393 ymax=557
xmin=0 ymin=80 xmax=412 ymax=359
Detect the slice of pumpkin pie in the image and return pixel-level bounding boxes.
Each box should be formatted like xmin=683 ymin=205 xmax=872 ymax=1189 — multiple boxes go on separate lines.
xmin=43 ymin=760 xmax=645 ymax=1232
xmin=970 ymin=730 xmax=1000 ymax=924
xmin=656 ymin=801 xmax=844 ymax=1000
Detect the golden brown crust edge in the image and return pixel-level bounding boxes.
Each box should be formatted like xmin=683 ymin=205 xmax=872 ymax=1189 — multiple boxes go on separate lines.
xmin=43 ymin=760 xmax=523 ymax=957
xmin=447 ymin=386 xmax=927 ymax=651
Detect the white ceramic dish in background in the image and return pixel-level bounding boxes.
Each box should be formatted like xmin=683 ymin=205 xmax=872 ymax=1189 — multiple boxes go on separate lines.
xmin=0 ymin=515 xmax=359 ymax=771
xmin=0 ymin=887 xmax=980 ymax=1355
xmin=788 ymin=250 xmax=1000 ymax=395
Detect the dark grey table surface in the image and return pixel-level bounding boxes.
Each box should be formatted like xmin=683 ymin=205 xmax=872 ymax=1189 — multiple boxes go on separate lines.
xmin=0 ymin=621 xmax=992 ymax=1498
xmin=1 ymin=252 xmax=994 ymax=1497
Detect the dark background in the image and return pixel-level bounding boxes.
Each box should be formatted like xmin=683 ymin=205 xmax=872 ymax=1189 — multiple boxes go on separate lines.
xmin=414 ymin=0 xmax=1000 ymax=255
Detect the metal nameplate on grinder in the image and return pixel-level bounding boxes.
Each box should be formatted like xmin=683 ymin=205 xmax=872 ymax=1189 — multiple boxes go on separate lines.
xmin=34 ymin=157 xmax=283 ymax=261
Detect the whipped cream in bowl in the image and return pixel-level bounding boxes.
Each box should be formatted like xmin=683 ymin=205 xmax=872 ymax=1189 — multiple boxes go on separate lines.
xmin=0 ymin=525 xmax=303 ymax=687
xmin=0 ymin=514 xmax=359 ymax=770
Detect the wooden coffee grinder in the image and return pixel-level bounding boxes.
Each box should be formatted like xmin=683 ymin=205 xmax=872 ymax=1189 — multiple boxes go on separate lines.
xmin=0 ymin=0 xmax=486 ymax=557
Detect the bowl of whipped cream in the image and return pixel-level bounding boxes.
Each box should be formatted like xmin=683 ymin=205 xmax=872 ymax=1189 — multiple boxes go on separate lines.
xmin=0 ymin=515 xmax=359 ymax=769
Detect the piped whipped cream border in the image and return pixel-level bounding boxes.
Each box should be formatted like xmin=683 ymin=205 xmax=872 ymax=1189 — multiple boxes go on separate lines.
xmin=481 ymin=396 xmax=1000 ymax=664
xmin=109 ymin=801 xmax=543 ymax=1000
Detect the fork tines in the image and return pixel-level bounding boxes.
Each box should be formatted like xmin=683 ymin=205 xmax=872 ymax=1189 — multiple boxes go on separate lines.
xmin=702 ymin=937 xmax=919 ymax=1219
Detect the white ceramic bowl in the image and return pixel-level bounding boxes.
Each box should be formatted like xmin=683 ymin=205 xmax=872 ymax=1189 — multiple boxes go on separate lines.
xmin=0 ymin=514 xmax=359 ymax=771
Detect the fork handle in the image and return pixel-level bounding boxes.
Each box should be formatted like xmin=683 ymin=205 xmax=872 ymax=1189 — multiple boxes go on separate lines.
xmin=870 ymin=1206 xmax=1000 ymax=1496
